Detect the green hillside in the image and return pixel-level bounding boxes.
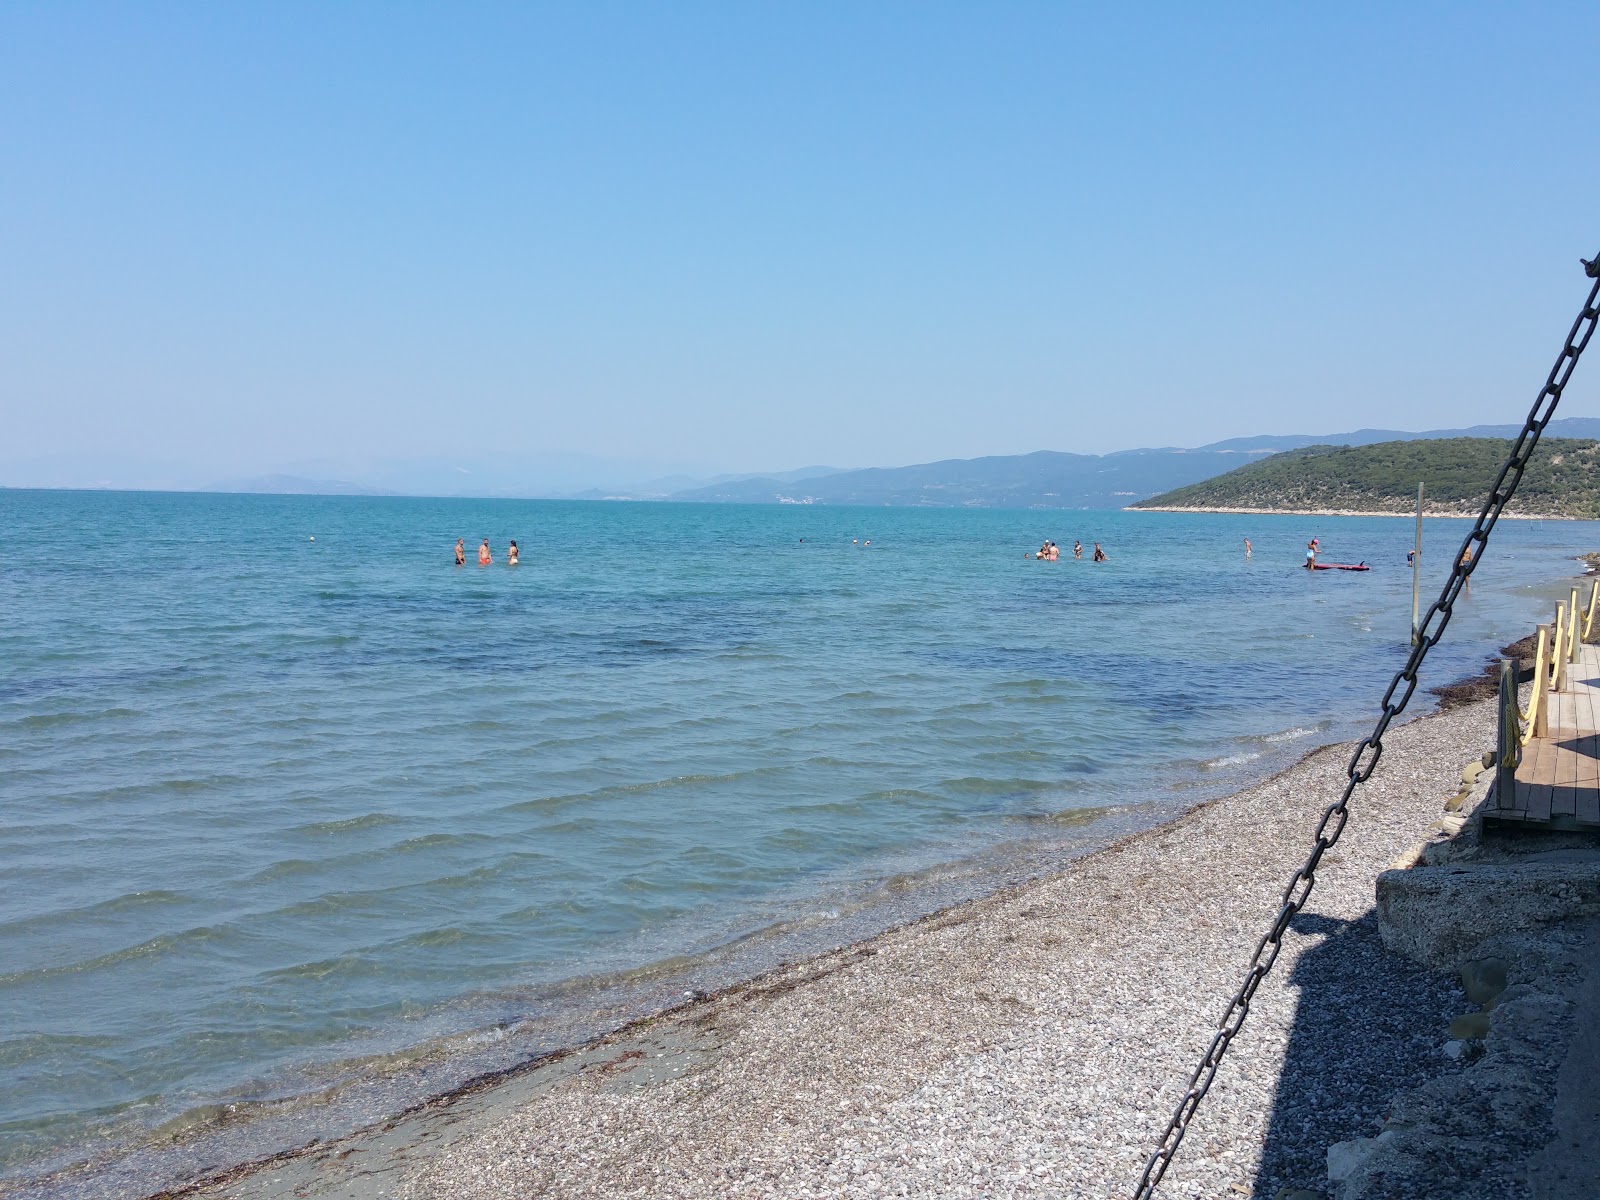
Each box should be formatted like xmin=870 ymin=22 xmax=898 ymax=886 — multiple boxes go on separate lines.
xmin=1133 ymin=437 xmax=1600 ymax=518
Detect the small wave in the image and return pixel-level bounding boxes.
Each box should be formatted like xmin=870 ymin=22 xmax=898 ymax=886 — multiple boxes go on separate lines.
xmin=1007 ymin=803 xmax=1117 ymax=828
xmin=10 ymin=707 xmax=142 ymax=730
xmin=0 ymin=889 xmax=189 ymax=938
xmin=0 ymin=922 xmax=231 ymax=987
xmin=1200 ymin=751 xmax=1262 ymax=771
xmin=244 ymin=858 xmax=324 ymax=884
xmin=940 ymin=776 xmax=1071 ymax=798
xmin=294 ymin=813 xmax=403 ymax=836
xmin=1259 ymin=726 xmax=1320 ymax=744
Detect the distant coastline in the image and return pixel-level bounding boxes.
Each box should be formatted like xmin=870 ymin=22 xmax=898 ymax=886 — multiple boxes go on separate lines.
xmin=1132 ymin=436 xmax=1600 ymax=520
xmin=1128 ymin=504 xmax=1573 ymax=520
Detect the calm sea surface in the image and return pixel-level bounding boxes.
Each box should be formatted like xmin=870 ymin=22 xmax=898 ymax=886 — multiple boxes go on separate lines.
xmin=2 ymin=490 xmax=1594 ymax=1187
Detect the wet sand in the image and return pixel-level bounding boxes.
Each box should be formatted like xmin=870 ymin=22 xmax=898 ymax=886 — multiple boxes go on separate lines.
xmin=161 ymin=697 xmax=1499 ymax=1200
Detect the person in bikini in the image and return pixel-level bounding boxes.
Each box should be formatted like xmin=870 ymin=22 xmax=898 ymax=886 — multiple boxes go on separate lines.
xmin=508 ymin=541 xmax=520 ymax=566
xmin=1092 ymin=542 xmax=1107 ymax=562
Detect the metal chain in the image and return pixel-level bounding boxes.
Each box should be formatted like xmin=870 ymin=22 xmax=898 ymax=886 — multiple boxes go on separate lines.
xmin=1133 ymin=255 xmax=1600 ymax=1199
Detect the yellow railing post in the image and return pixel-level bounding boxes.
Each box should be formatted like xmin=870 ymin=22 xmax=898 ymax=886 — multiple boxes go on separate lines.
xmin=1570 ymin=588 xmax=1582 ymax=664
xmin=1585 ymin=578 xmax=1600 ymax=642
xmin=1521 ymin=625 xmax=1549 ymax=744
xmin=1554 ymin=603 xmax=1568 ymax=693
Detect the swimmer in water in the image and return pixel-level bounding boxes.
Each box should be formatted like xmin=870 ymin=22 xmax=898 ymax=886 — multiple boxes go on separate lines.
xmin=1073 ymin=540 xmax=1083 ymax=559
xmin=508 ymin=540 xmax=519 ymax=566
xmin=1092 ymin=542 xmax=1107 ymax=562
xmin=455 ymin=538 xmax=466 ymax=566
xmin=478 ymin=539 xmax=492 ymax=566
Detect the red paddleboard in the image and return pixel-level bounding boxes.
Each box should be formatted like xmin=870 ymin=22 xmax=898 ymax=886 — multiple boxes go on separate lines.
xmin=1309 ymin=561 xmax=1369 ymax=572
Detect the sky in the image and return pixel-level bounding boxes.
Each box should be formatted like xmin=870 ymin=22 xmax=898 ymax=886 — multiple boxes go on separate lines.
xmin=3 ymin=2 xmax=1599 ymax=491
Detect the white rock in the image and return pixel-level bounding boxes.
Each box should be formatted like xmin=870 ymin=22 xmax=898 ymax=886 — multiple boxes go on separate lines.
xmin=1327 ymin=1130 xmax=1394 ymax=1181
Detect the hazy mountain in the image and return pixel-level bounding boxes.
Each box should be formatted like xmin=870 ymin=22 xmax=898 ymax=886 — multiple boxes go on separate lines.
xmin=201 ymin=474 xmax=398 ymax=496
xmin=1194 ymin=417 xmax=1600 ymax=454
xmin=566 ymin=465 xmax=846 ymax=501
xmin=10 ymin=419 xmax=1597 ymax=506
xmin=667 ymin=418 xmax=1600 ymax=509
xmin=668 ymin=450 xmax=1260 ymax=508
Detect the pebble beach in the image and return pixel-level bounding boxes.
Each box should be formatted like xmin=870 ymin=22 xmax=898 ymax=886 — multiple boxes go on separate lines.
xmin=180 ymin=696 xmax=1498 ymax=1200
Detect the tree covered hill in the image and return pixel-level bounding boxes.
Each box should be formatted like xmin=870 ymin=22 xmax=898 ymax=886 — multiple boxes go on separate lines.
xmin=1132 ymin=437 xmax=1600 ymax=518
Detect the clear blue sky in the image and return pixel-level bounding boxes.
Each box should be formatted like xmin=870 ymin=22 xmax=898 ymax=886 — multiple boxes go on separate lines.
xmin=3 ymin=2 xmax=1598 ymax=487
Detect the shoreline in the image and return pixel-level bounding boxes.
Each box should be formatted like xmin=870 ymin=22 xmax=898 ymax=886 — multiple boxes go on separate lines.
xmin=11 ymin=554 xmax=1587 ymax=1200
xmin=144 ymin=697 xmax=1504 ymax=1200
xmin=1127 ymin=504 xmax=1579 ymax=519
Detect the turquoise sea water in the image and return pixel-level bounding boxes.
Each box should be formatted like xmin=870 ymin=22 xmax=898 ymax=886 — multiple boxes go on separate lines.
xmin=2 ymin=489 xmax=1593 ymax=1191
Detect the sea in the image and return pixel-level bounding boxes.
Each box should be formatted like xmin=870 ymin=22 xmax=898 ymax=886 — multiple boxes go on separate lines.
xmin=1 ymin=489 xmax=1593 ymax=1194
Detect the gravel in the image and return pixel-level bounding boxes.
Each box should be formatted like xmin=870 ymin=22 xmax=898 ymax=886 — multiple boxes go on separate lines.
xmin=366 ymin=700 xmax=1498 ymax=1200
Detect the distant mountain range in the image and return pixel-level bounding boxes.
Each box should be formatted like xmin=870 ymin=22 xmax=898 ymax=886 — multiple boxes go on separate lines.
xmin=9 ymin=419 xmax=1599 ymax=507
xmin=655 ymin=418 xmax=1600 ymax=509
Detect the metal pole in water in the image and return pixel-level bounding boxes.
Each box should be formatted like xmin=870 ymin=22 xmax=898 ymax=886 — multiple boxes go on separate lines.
xmin=1411 ymin=482 xmax=1424 ymax=646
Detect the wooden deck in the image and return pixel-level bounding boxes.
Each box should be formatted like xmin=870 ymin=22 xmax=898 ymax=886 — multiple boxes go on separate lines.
xmin=1489 ymin=642 xmax=1600 ymax=830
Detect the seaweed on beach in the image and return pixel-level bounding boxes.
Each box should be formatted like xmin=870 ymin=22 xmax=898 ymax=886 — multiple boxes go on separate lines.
xmin=1428 ymin=631 xmax=1540 ymax=711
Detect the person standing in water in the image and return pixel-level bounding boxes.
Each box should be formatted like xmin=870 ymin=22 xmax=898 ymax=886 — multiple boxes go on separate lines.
xmin=508 ymin=541 xmax=520 ymax=566
xmin=478 ymin=539 xmax=492 ymax=566
xmin=1244 ymin=537 xmax=1252 ymax=558
xmin=1073 ymin=540 xmax=1083 ymax=559
xmin=1092 ymin=542 xmax=1107 ymax=562
xmin=455 ymin=538 xmax=466 ymax=566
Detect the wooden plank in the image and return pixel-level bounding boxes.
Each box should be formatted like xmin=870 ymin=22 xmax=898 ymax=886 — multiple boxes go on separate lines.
xmin=1517 ymin=734 xmax=1555 ymax=821
xmin=1575 ymin=691 xmax=1600 ymax=733
xmin=1529 ymin=738 xmax=1560 ymax=786
xmin=1571 ymin=732 xmax=1600 ymax=827
xmin=1576 ymin=729 xmax=1600 ymax=771
xmin=1526 ymin=781 xmax=1556 ymax=822
xmin=1554 ymin=733 xmax=1581 ymax=816
xmin=1509 ymin=740 xmax=1543 ymax=814
xmin=1573 ymin=736 xmax=1600 ymax=800
xmin=1548 ymin=691 xmax=1571 ymax=736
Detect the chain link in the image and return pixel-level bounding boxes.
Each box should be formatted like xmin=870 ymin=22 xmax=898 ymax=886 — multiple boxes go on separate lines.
xmin=1132 ymin=257 xmax=1600 ymax=1198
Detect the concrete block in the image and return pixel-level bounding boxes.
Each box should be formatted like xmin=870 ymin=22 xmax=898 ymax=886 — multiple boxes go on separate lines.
xmin=1376 ymin=862 xmax=1600 ymax=969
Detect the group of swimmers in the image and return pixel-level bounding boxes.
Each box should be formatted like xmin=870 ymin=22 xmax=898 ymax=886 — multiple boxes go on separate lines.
xmin=1030 ymin=539 xmax=1106 ymax=562
xmin=455 ymin=537 xmax=519 ymax=566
